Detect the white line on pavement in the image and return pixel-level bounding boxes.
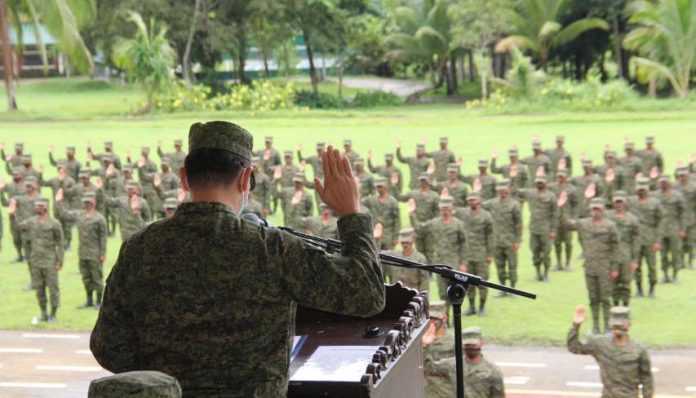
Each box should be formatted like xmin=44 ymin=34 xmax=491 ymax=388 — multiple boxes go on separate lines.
xmin=36 ymin=365 xmax=103 ymax=372
xmin=75 ymin=349 xmax=92 ymax=355
xmin=0 ymin=348 xmax=43 ymax=353
xmin=22 ymin=333 xmax=80 ymax=339
xmin=584 ymin=364 xmax=659 ymax=372
xmin=686 ymin=387 xmax=696 ymax=392
xmin=495 ymin=361 xmax=547 ymax=368
xmin=0 ymin=382 xmax=67 ymax=389
xmin=566 ymin=381 xmax=603 ymax=388
xmin=504 ymin=376 xmax=530 ymax=385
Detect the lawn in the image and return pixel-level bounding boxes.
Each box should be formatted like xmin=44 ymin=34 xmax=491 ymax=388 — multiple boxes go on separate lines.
xmin=0 ymin=78 xmax=695 ymax=348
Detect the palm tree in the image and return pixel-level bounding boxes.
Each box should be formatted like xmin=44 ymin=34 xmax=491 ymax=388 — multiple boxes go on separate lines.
xmin=112 ymin=11 xmax=176 ymax=114
xmin=1 ymin=0 xmax=94 ymax=111
xmin=494 ymin=0 xmax=609 ymax=71
xmin=385 ymin=0 xmax=461 ymax=94
xmin=623 ymin=0 xmax=696 ymax=99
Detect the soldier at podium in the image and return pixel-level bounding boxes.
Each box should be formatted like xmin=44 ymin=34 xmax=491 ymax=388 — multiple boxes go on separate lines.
xmin=91 ymin=121 xmax=386 ymax=397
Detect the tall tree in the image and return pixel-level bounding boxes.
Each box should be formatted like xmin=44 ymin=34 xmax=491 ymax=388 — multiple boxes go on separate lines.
xmin=112 ymin=11 xmax=176 ymax=113
xmin=623 ymin=0 xmax=696 ymax=99
xmin=494 ymin=0 xmax=610 ymax=71
xmin=1 ymin=0 xmax=94 ymax=111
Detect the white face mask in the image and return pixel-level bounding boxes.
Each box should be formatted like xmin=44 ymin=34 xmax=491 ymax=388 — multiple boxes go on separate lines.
xmin=238 ymin=192 xmax=249 ymax=215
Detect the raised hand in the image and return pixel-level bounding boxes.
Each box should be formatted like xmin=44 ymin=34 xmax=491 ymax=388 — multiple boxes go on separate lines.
xmin=584 ymin=183 xmax=596 ymax=199
xmin=153 ymin=174 xmax=161 ymax=188
xmin=491 ymin=150 xmax=498 ymax=160
xmin=106 ymin=163 xmax=116 ymax=177
xmin=558 ymin=158 xmax=566 ymax=171
xmin=605 ymin=168 xmax=615 ymax=183
xmin=649 ymin=166 xmax=659 ymax=179
xmin=367 ymin=150 xmax=373 ymax=160
xmin=296 ymin=144 xmax=303 ymax=152
xmin=510 ymin=164 xmax=519 ymax=179
xmin=95 ymin=177 xmax=103 ymax=190
xmin=55 ymin=188 xmax=64 ymax=202
xmin=291 ymin=190 xmax=303 ymax=206
xmin=314 ymin=145 xmax=359 ymax=218
xmin=130 ymin=195 xmax=141 ymax=213
xmin=157 ymin=139 xmax=162 ymax=148
xmin=573 ymin=305 xmax=586 ymax=325
xmin=299 ymin=160 xmax=307 ymax=172
xmin=473 ymin=178 xmax=482 ymax=193
xmin=426 ymin=163 xmax=435 ymax=175
xmin=457 ymin=157 xmax=463 ymax=167
xmin=137 ymin=157 xmax=146 ymax=168
xmin=390 ymin=171 xmax=399 ymax=185
xmin=263 ymin=149 xmax=271 ymax=161
xmin=407 ymin=198 xmax=416 ymax=214
xmin=440 ymin=187 xmax=449 ymax=199
xmin=557 ymin=190 xmax=568 ymax=208
xmin=48 ymin=145 xmax=54 ymax=153
xmin=396 ymin=140 xmax=402 ymax=149
xmin=0 ymin=177 xmax=5 ymax=191
xmin=373 ymin=223 xmax=383 ymax=240
xmin=536 ymin=166 xmax=545 ymax=177
xmin=58 ymin=167 xmax=66 ymax=181
xmin=8 ymin=198 xmax=17 ymax=215
xmin=273 ymin=166 xmax=282 ymax=180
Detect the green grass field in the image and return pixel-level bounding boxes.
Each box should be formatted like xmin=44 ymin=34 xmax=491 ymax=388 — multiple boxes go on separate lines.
xmin=1 ymin=78 xmax=695 ymax=348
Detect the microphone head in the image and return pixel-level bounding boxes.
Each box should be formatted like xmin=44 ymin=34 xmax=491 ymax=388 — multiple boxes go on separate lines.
xmin=241 ymin=212 xmax=273 ymax=227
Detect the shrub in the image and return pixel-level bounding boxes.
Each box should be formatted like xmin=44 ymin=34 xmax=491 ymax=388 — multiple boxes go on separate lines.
xmin=352 ymin=91 xmax=401 ymax=107
xmin=154 ymin=82 xmax=213 ymax=112
xmin=294 ymin=90 xmax=347 ymax=109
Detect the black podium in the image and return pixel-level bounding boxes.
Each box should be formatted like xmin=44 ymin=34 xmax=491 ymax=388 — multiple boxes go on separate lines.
xmin=288 ymin=283 xmax=429 ymax=398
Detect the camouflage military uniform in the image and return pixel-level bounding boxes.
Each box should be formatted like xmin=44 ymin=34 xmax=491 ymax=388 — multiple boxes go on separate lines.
xmin=255 ymin=137 xmax=282 ymax=175
xmin=88 ymin=371 xmax=182 ymax=398
xmin=411 ymin=211 xmax=466 ymax=306
xmin=423 ymin=332 xmax=455 ymax=398
xmin=426 ymin=142 xmax=456 ymax=182
xmin=251 ymin=168 xmax=272 ymax=215
xmin=362 ymin=192 xmax=400 ymax=250
xmin=12 ymin=184 xmax=43 ymax=266
xmin=548 ymin=178 xmax=579 ymax=269
xmin=567 ymin=321 xmax=653 ymax=397
xmin=627 ymin=190 xmax=663 ymax=296
xmin=462 ymin=172 xmax=497 ymax=201
xmin=369 ymin=154 xmax=403 ymax=198
xmin=132 ymin=153 xmax=159 ymax=216
xmin=433 ymin=165 xmax=468 ymax=207
xmin=387 ymin=228 xmax=430 ymax=292
xmin=1 ymin=143 xmax=24 ymax=171
xmin=545 ymin=138 xmax=572 ymax=178
xmin=520 ymin=149 xmax=551 ymax=181
xmin=104 ymin=192 xmax=151 ymax=242
xmin=354 ymin=160 xmax=375 ymax=199
xmin=619 ymin=144 xmax=642 ymax=194
xmin=490 ymin=153 xmax=529 ymax=190
xmin=515 ymin=183 xmax=558 ymax=280
xmin=277 ymin=185 xmax=314 ymax=229
xmin=571 ymin=168 xmax=604 ymax=218
xmin=635 ymin=141 xmax=663 ymax=176
xmin=297 ymin=143 xmax=324 ymax=179
xmin=1 ymin=172 xmax=27 ymax=259
xmin=483 ymin=192 xmax=522 ymax=289
xmin=40 ymin=173 xmax=77 ymax=249
xmin=606 ymin=206 xmax=640 ymax=306
xmin=49 ymin=148 xmax=82 ymax=181
xmin=596 ymin=159 xmax=625 ymax=207
xmin=656 ymin=184 xmax=686 ymax=281
xmin=18 ymin=210 xmax=64 ymax=319
xmin=565 ymin=203 xmax=620 ymax=333
xmin=399 ymin=188 xmax=439 ymax=222
xmin=675 ymin=171 xmax=696 ymax=268
xmin=90 ymin=142 xmax=123 ymax=171
xmin=397 ymin=145 xmax=429 ymax=190
xmin=301 ymin=215 xmax=338 ymax=239
xmin=458 ymin=204 xmax=494 ymax=312
xmin=157 ymin=140 xmax=187 ymax=173
xmin=91 ymin=202 xmax=384 ymax=397
xmin=57 ymin=199 xmax=108 ymax=306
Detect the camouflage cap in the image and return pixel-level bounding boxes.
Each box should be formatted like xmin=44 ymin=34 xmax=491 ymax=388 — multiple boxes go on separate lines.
xmin=66 ymin=146 xmax=76 ymax=151
xmin=174 ymin=139 xmax=183 ymax=146
xmin=385 ymin=153 xmax=394 ymax=160
xmin=55 ymin=160 xmax=67 ymax=168
xmin=122 ymin=165 xmax=133 ymax=173
xmin=22 ymin=153 xmax=32 ymax=160
xmin=161 ymin=157 xmax=170 ymax=166
xmin=429 ymin=301 xmax=447 ymax=318
xmin=24 ymin=175 xmax=38 ymax=185
xmin=11 ymin=166 xmax=23 ymax=175
xmin=104 ymin=141 xmax=113 ymax=148
xmin=283 ymin=150 xmax=293 ymax=157
xmin=33 ymin=197 xmax=49 ymax=207
xmin=534 ymin=175 xmax=547 ymax=184
xmin=532 ymin=141 xmax=542 ymax=149
xmin=478 ymin=159 xmax=488 ymax=167
xmin=609 ymin=306 xmax=630 ymax=326
xmin=418 ymin=173 xmax=430 ymax=181
xmin=101 ymin=153 xmax=114 ymax=162
xmin=319 ymin=202 xmax=329 ymax=210
xmin=439 ymin=137 xmax=448 ymax=144
xmin=676 ymin=167 xmax=689 ymax=176
xmin=462 ymin=326 xmax=482 ymax=345
xmin=624 ymin=142 xmax=634 ymax=150
xmin=438 ymin=196 xmax=454 ymax=208
xmin=343 ymin=139 xmax=352 ymax=146
xmin=496 ymin=179 xmax=510 ymax=190
xmin=88 ymin=371 xmax=182 ymax=398
xmin=556 ymin=135 xmax=565 ymax=142
xmin=141 ymin=146 xmax=150 ymax=153
xmin=354 ymin=158 xmax=364 ymax=166
xmin=316 ymin=141 xmax=325 ymax=149
xmin=14 ymin=142 xmax=23 ymax=149
xmin=447 ymin=163 xmax=459 ymax=173
xmin=612 ymin=190 xmax=628 ymax=203
xmin=658 ymin=174 xmax=670 ymax=183
xmin=264 ymin=136 xmax=273 ymax=142
xmin=556 ymin=169 xmax=568 ymax=177
xmin=508 ymin=148 xmax=519 ymax=156
xmin=606 ymin=150 xmax=617 ymax=158
xmin=79 ymin=169 xmax=91 ymax=178
xmin=82 ymin=192 xmax=97 ymax=203
xmin=374 ymin=177 xmax=387 ymax=187
xmin=188 ymin=121 xmax=253 ymax=162
xmin=292 ymin=173 xmax=305 ymax=183
xmin=645 ymin=136 xmax=655 ymax=144
xmin=126 ymin=181 xmax=140 ymax=190
xmin=398 ymin=227 xmax=415 ymax=243
xmin=466 ymin=191 xmax=481 ymax=201
xmin=164 ymin=198 xmax=179 ymax=210
xmin=589 ymin=198 xmax=605 ymax=209
xmin=416 ymin=144 xmax=426 ymax=150
xmin=582 ymin=159 xmax=593 ymax=167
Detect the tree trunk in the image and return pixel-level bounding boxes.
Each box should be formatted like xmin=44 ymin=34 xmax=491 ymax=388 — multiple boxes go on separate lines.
xmin=0 ymin=0 xmax=17 ymax=111
xmin=303 ymin=29 xmax=318 ymax=96
xmin=612 ymin=15 xmax=624 ymax=80
xmin=338 ymin=56 xmax=344 ymax=99
xmin=448 ymin=56 xmax=457 ymax=95
xmin=468 ymin=50 xmax=475 ymax=82
xmin=647 ymin=75 xmax=656 ymax=98
xmin=237 ymin=23 xmax=248 ymax=84
xmin=263 ymin=55 xmax=269 ymax=78
xmin=182 ymin=0 xmax=202 ymax=85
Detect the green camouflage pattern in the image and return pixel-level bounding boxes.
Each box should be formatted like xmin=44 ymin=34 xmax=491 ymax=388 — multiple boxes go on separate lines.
xmin=88 ymin=371 xmax=182 ymax=398
xmin=396 ymin=147 xmax=429 ymax=189
xmin=361 ymin=194 xmax=401 ymax=250
xmin=398 ymin=189 xmax=439 ymax=222
xmin=426 ymin=149 xmax=456 ymax=182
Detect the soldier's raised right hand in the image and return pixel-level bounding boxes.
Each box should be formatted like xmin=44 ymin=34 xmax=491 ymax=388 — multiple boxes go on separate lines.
xmin=314 ymin=145 xmax=359 ymax=218
xmin=407 ymin=198 xmax=416 ymax=214
xmin=55 ymin=188 xmax=64 ymax=202
xmin=573 ymin=305 xmax=586 ymax=325
xmin=8 ymin=198 xmax=17 ymax=215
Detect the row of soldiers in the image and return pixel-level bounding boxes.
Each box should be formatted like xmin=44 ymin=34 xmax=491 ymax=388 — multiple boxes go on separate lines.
xmin=0 ymin=140 xmax=186 ymax=322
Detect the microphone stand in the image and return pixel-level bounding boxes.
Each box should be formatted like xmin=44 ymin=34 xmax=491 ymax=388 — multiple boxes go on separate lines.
xmin=279 ymin=226 xmax=537 ymax=398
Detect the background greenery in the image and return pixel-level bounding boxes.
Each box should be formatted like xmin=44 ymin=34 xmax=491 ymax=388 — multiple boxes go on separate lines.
xmin=0 ymin=79 xmax=694 ymax=348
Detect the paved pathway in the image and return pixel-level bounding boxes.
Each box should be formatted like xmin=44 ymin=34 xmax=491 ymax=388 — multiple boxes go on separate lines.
xmin=0 ymin=330 xmax=694 ymax=397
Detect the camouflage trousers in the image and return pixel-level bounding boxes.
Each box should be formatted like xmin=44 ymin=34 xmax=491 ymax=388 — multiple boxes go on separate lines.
xmin=377 ymin=238 xmax=396 ymax=282
xmin=530 ymin=233 xmax=551 ymax=271
xmin=59 ymin=216 xmax=74 ymax=248
xmin=79 ymin=259 xmax=104 ymax=297
xmin=613 ymin=261 xmax=633 ymax=306
xmin=636 ymin=245 xmax=658 ymax=285
xmin=660 ymin=235 xmax=683 ymax=275
xmin=683 ymin=225 xmax=696 ymax=266
xmin=494 ymin=246 xmax=517 ymax=285
xmin=10 ymin=219 xmax=22 ymax=256
xmin=584 ymin=272 xmax=612 ymax=331
xmin=31 ymin=266 xmax=59 ymax=309
xmin=466 ymin=261 xmax=490 ymax=302
xmin=554 ymin=226 xmax=573 ymax=266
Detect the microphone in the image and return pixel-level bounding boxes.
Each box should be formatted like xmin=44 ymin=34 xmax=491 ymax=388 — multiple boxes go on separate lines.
xmin=241 ymin=212 xmax=274 ymax=228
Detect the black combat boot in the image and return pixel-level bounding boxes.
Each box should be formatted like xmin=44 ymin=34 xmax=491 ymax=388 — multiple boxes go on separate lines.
xmin=478 ymin=299 xmax=486 ymax=317
xmin=40 ymin=304 xmax=48 ymax=322
xmin=535 ymin=265 xmax=543 ymax=281
xmin=590 ymin=304 xmax=600 ymax=335
xmin=94 ymin=291 xmax=103 ymax=310
xmin=464 ymin=298 xmax=477 ymax=316
xmin=47 ymin=306 xmax=58 ymax=323
xmin=635 ymin=282 xmax=644 ymax=297
xmin=78 ymin=290 xmax=93 ymax=309
xmin=648 ymin=282 xmax=656 ymax=298
xmin=496 ymin=279 xmax=507 ymax=298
